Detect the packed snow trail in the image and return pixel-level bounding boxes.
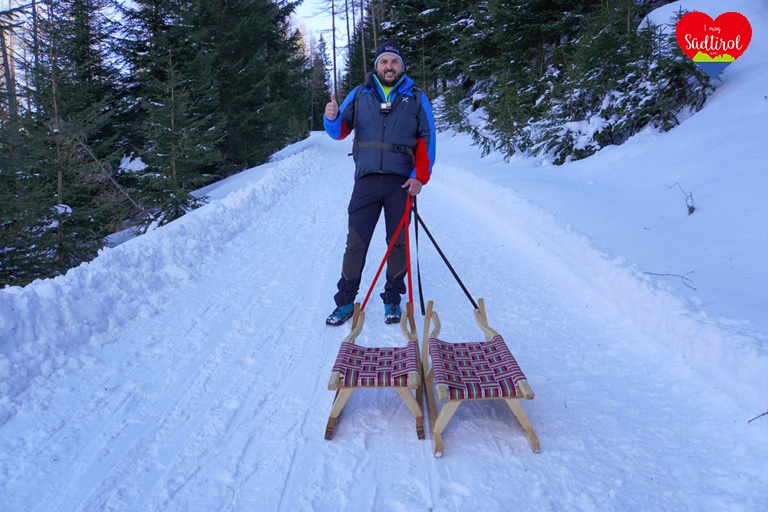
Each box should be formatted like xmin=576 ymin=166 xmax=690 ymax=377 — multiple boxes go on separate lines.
xmin=1 ymin=132 xmax=766 ymax=511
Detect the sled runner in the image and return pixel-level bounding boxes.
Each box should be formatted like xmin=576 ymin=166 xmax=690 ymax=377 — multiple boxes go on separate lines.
xmin=325 ymin=197 xmax=424 ymax=440
xmin=325 ymin=302 xmax=424 ymax=440
xmin=422 ymin=298 xmax=539 ymax=456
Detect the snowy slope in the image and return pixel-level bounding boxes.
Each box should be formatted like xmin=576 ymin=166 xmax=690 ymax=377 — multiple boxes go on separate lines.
xmin=2 ymin=1 xmax=767 ymax=510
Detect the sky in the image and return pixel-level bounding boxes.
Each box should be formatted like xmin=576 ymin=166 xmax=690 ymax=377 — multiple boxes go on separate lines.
xmin=1 ymin=0 xmax=767 ymax=510
xmin=295 ymin=0 xmax=335 ymax=38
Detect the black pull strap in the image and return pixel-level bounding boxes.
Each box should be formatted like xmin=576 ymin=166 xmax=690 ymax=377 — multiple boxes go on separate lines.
xmin=412 ymin=197 xmax=426 ymax=316
xmin=411 ymin=199 xmax=478 ymax=311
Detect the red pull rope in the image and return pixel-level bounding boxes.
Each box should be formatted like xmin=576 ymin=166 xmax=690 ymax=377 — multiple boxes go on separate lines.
xmin=360 ymin=195 xmax=413 ymax=312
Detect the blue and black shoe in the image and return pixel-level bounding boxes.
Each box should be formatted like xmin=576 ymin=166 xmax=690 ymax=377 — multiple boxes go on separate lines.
xmin=326 ymin=303 xmax=354 ymax=326
xmin=384 ymin=303 xmax=402 ymax=324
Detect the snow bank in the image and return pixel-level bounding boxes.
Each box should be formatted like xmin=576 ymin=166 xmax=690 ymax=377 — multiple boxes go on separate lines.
xmin=0 ymin=146 xmax=320 ymax=413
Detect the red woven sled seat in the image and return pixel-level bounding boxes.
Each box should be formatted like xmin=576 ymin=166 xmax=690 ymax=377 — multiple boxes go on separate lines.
xmin=331 ymin=340 xmax=420 ymax=388
xmin=429 ymin=334 xmax=527 ymax=400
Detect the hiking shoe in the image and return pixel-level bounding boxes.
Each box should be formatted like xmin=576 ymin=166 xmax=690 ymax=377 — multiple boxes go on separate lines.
xmin=384 ymin=303 xmax=402 ymax=324
xmin=326 ymin=303 xmax=354 ymax=326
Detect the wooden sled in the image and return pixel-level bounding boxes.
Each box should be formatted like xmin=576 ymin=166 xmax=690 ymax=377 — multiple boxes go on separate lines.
xmin=325 ymin=302 xmax=424 ymax=440
xmin=422 ymin=299 xmax=540 ymax=457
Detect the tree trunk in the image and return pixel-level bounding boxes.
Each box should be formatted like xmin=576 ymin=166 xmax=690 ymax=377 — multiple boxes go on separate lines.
xmin=360 ymin=0 xmax=367 ymax=77
xmin=0 ymin=6 xmax=21 ymax=124
xmin=331 ymin=0 xmax=338 ymax=97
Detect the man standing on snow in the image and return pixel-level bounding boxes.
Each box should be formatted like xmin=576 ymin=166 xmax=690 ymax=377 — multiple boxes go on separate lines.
xmin=323 ymin=40 xmax=436 ymax=326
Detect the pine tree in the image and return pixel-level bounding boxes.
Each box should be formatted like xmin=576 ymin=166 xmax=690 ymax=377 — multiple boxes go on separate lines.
xmin=407 ymin=0 xmax=707 ymax=164
xmin=197 ymin=0 xmax=309 ymax=171
xmin=1 ymin=0 xmax=132 ymax=285
xmin=117 ymin=0 xmax=225 ymax=226
xmin=0 ymin=124 xmax=58 ymax=286
xmin=138 ymin=48 xmax=224 ymax=224
xmin=536 ymin=1 xmax=709 ymax=163
xmin=374 ymin=0 xmax=445 ymax=93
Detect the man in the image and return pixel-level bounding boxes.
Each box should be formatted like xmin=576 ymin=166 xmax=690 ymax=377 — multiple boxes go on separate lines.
xmin=323 ymin=40 xmax=436 ymax=326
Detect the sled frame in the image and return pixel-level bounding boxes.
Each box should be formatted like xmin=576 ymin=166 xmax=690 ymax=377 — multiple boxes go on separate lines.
xmin=325 ymin=302 xmax=424 ymax=440
xmin=422 ymin=298 xmax=540 ymax=457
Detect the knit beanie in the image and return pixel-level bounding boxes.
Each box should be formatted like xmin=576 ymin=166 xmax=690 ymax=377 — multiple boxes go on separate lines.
xmin=373 ymin=41 xmax=405 ymax=69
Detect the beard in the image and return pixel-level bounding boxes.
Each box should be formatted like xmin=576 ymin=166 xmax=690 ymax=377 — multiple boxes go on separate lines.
xmin=376 ymin=68 xmax=404 ymax=87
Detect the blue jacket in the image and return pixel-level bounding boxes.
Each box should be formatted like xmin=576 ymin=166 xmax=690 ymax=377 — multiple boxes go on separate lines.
xmin=324 ymin=72 xmax=435 ymax=184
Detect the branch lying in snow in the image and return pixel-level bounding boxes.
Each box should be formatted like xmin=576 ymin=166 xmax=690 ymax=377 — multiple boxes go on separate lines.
xmin=644 ymin=271 xmax=697 ymax=290
xmin=669 ymin=182 xmax=695 ymax=215
xmin=75 ymin=135 xmax=154 ymax=220
xmin=748 ymin=411 xmax=768 ymax=424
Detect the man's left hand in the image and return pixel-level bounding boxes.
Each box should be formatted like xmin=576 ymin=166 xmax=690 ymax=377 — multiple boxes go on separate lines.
xmin=402 ymin=178 xmax=423 ymax=196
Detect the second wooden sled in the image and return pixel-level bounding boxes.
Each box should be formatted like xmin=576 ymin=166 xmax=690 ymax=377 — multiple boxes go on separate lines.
xmin=325 ymin=302 xmax=424 ymax=440
xmin=422 ymin=299 xmax=540 ymax=456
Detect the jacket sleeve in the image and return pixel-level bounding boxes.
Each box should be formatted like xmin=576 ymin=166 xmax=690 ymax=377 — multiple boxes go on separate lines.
xmin=324 ymin=87 xmax=360 ymax=140
xmin=411 ymin=92 xmax=436 ymax=184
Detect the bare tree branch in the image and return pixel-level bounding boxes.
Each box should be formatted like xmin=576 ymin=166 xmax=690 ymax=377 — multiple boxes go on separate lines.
xmin=669 ymin=182 xmax=695 ymax=215
xmin=644 ymin=271 xmax=697 ymax=290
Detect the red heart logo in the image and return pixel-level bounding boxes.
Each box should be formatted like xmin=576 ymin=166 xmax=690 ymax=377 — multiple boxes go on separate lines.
xmin=676 ymin=11 xmax=752 ymax=61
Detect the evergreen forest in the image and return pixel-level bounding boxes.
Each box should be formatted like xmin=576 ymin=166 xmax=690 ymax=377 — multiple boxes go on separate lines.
xmin=1 ymin=0 xmax=709 ymax=287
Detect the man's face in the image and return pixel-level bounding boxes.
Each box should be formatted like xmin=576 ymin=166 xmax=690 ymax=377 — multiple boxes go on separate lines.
xmin=376 ymin=55 xmax=404 ymax=87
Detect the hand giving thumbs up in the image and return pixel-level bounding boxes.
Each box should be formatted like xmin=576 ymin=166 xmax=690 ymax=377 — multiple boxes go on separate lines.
xmin=325 ymin=93 xmax=339 ymax=121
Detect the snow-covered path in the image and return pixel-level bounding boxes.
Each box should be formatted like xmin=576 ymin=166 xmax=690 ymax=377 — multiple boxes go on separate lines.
xmin=2 ymin=133 xmax=766 ymax=511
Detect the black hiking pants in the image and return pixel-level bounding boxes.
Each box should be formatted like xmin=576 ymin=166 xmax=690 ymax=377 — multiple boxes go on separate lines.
xmin=334 ymin=173 xmax=409 ymax=307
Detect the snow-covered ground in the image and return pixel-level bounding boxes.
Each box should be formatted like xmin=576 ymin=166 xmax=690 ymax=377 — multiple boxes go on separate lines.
xmin=2 ymin=1 xmax=767 ymax=510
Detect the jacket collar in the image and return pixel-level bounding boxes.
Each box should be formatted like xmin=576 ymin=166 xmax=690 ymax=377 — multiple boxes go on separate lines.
xmin=365 ymin=72 xmax=414 ymax=101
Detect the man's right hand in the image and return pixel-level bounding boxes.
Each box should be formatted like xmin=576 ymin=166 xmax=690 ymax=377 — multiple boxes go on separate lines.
xmin=325 ymin=94 xmax=338 ymax=121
